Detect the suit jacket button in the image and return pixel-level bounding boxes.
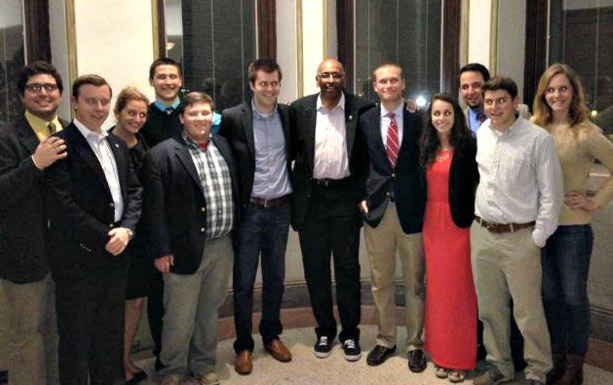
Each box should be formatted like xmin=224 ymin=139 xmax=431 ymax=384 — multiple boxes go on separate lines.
xmin=200 ymin=227 xmax=205 ymax=233
xmin=391 ymin=173 xmax=395 ymax=178
xmin=110 ymin=202 xmax=114 ymax=208
xmin=201 ymin=207 xmax=206 ymax=213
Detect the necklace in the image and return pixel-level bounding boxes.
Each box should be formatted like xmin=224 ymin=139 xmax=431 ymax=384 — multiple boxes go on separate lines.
xmin=435 ymin=149 xmax=452 ymax=162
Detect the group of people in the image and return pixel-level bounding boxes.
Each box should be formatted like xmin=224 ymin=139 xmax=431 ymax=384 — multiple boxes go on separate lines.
xmin=0 ymin=54 xmax=610 ymax=385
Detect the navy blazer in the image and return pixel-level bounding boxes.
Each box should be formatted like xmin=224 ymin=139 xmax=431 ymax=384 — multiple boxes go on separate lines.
xmin=143 ymin=135 xmax=239 ymax=275
xmin=359 ymin=104 xmax=426 ymax=234
xmin=44 ymin=123 xmax=142 ymax=279
xmin=443 ymin=135 xmax=479 ymax=228
xmin=0 ymin=115 xmax=68 ymax=283
xmin=219 ymin=101 xmax=292 ymax=207
xmin=289 ymin=92 xmax=374 ymax=230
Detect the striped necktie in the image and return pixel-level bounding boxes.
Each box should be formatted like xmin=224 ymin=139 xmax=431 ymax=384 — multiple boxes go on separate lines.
xmin=386 ymin=112 xmax=399 ymax=168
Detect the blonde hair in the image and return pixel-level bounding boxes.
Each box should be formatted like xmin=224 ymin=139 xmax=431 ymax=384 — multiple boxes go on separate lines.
xmin=532 ymin=63 xmax=590 ymax=127
xmin=114 ymin=87 xmax=149 ymax=115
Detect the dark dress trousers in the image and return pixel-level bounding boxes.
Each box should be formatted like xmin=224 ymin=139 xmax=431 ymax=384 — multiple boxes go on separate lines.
xmin=142 ymin=135 xmax=239 ymax=273
xmin=220 ymin=101 xmax=293 ymax=353
xmin=138 ymin=102 xmax=182 ymax=363
xmin=0 ymin=115 xmax=67 ymax=283
xmin=359 ymin=105 xmax=426 ymax=233
xmin=44 ymin=123 xmax=142 ymax=385
xmin=290 ymin=92 xmax=374 ymax=342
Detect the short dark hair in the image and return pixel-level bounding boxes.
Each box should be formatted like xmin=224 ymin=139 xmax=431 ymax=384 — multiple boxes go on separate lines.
xmin=460 ymin=63 xmax=491 ymax=82
xmin=149 ymin=58 xmax=182 ymax=80
xmin=72 ymin=74 xmax=112 ymax=100
xmin=17 ymin=61 xmax=64 ymax=96
xmin=179 ymin=92 xmax=214 ymax=114
xmin=483 ymin=76 xmax=518 ymax=99
xmin=247 ymin=58 xmax=282 ymax=85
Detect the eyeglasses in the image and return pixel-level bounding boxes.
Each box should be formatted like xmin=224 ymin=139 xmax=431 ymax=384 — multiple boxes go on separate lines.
xmin=317 ymin=72 xmax=343 ymax=80
xmin=25 ymin=83 xmax=59 ymax=93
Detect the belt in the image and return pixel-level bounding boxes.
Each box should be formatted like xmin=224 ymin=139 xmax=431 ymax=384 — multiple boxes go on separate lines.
xmin=249 ymin=195 xmax=290 ymax=209
xmin=475 ymin=216 xmax=535 ymax=234
xmin=312 ymin=178 xmax=349 ymax=187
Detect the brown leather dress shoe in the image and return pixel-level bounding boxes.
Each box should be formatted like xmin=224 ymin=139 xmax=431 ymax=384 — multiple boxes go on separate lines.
xmin=235 ymin=350 xmax=253 ymax=375
xmin=265 ymin=338 xmax=292 ymax=362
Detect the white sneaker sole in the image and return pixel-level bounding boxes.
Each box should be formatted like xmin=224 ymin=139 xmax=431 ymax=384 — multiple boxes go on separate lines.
xmin=344 ymin=352 xmax=362 ymax=361
xmin=314 ymin=349 xmax=332 ymax=358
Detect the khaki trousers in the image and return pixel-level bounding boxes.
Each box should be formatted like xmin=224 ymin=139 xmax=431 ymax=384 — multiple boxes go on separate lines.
xmin=1 ymin=273 xmax=59 ymax=385
xmin=364 ymin=202 xmax=425 ymax=351
xmin=470 ymin=221 xmax=552 ymax=383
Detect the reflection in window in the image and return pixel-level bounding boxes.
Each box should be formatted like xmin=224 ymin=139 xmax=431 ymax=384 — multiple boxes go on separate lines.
xmin=549 ymin=2 xmax=613 ymax=137
xmin=164 ymin=0 xmax=256 ymax=111
xmin=354 ymin=0 xmax=441 ymax=103
xmin=0 ymin=0 xmax=25 ymax=126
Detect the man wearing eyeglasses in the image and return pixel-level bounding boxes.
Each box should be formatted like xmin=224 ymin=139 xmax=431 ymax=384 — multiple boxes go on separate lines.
xmin=220 ymin=58 xmax=293 ymax=375
xmin=44 ymin=74 xmax=142 ymax=385
xmin=290 ymin=58 xmax=374 ymax=362
xmin=0 ymin=61 xmax=67 ymax=385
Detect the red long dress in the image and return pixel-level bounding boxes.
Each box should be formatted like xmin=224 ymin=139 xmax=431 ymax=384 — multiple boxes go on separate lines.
xmin=423 ymin=150 xmax=477 ymax=369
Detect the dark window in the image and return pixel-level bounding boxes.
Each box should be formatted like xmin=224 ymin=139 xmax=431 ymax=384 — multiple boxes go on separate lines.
xmin=164 ymin=0 xmax=256 ymax=111
xmin=550 ymin=4 xmax=613 ymax=136
xmin=353 ymin=0 xmax=442 ymax=103
xmin=0 ymin=0 xmax=26 ymax=125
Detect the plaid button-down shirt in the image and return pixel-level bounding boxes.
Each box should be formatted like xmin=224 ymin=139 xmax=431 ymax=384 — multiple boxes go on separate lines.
xmin=183 ymin=132 xmax=234 ymax=240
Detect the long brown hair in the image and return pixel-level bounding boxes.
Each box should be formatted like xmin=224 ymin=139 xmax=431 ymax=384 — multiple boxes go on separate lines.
xmin=532 ymin=63 xmax=590 ymax=127
xmin=420 ymin=93 xmax=471 ymax=168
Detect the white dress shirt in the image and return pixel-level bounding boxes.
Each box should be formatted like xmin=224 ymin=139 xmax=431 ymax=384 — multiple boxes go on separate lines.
xmin=74 ymin=119 xmax=124 ymax=222
xmin=379 ymin=103 xmax=404 ymax=146
xmin=313 ymin=92 xmax=350 ymax=179
xmin=474 ymin=116 xmax=563 ymax=247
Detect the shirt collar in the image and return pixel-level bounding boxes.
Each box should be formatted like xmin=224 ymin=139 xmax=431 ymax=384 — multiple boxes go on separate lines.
xmin=182 ymin=130 xmax=210 ymax=151
xmin=380 ymin=102 xmax=404 ymax=118
xmin=24 ymin=110 xmax=61 ymax=134
xmin=317 ymin=91 xmax=345 ymax=112
xmin=251 ymin=99 xmax=277 ymax=118
xmin=74 ymin=118 xmax=108 ymax=141
xmin=154 ymin=98 xmax=181 ymax=112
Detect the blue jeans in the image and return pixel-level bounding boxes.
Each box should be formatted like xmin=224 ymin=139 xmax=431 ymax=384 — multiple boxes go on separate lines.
xmin=542 ymin=225 xmax=593 ymax=358
xmin=233 ymin=202 xmax=290 ymax=353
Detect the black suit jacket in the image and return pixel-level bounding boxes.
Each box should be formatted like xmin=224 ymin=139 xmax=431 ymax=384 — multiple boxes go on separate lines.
xmin=0 ymin=115 xmax=68 ymax=283
xmin=360 ymin=105 xmax=426 ymax=234
xmin=289 ymin=92 xmax=374 ymax=230
xmin=445 ymin=135 xmax=479 ymax=228
xmin=143 ymin=135 xmax=239 ymax=275
xmin=140 ymin=103 xmax=183 ymax=148
xmin=44 ymin=123 xmax=142 ymax=279
xmin=219 ymin=101 xmax=292 ymax=207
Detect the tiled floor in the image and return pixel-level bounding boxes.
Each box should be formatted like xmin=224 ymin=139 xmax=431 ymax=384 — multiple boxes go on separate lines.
xmin=134 ymin=325 xmax=613 ymax=385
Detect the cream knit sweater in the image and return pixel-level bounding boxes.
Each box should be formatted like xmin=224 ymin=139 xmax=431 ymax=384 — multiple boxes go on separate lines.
xmin=543 ymin=120 xmax=613 ymax=225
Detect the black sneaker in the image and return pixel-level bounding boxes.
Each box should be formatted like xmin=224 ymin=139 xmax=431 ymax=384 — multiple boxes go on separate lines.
xmin=314 ymin=336 xmax=332 ymax=358
xmin=342 ymin=339 xmax=362 ymax=361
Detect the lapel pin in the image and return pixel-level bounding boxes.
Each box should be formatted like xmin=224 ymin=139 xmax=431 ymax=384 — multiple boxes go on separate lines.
xmin=348 ymin=114 xmax=353 ymax=121
xmin=115 ymin=143 xmax=119 ymax=148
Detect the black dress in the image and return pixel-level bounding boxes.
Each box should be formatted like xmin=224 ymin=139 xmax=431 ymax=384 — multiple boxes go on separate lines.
xmin=121 ymin=134 xmax=151 ymax=299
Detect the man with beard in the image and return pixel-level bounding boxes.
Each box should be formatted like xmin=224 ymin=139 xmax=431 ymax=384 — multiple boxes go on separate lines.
xmin=290 ymin=58 xmax=373 ymax=362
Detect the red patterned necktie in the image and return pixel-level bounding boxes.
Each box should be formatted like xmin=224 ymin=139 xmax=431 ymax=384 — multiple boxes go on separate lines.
xmin=386 ymin=112 xmax=399 ymax=168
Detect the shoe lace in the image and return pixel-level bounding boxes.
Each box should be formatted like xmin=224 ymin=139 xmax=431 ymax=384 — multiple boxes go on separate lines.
xmin=344 ymin=339 xmax=356 ymax=349
xmin=318 ymin=336 xmax=329 ymax=346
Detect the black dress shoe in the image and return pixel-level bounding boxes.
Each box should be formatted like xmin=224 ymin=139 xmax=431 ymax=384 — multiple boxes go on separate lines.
xmin=126 ymin=370 xmax=147 ymax=385
xmin=408 ymin=349 xmax=427 ymax=373
xmin=367 ymin=345 xmax=396 ymax=366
